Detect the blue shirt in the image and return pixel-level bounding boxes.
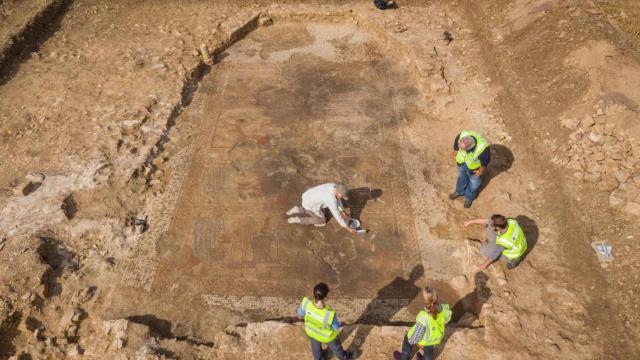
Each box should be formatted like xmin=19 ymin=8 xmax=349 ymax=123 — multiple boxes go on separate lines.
xmin=453 ymin=134 xmax=491 ymax=166
xmin=298 ymin=302 xmax=341 ymax=330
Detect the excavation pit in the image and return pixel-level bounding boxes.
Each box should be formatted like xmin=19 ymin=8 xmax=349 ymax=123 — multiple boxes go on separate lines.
xmin=150 ymin=21 xmax=453 ymax=325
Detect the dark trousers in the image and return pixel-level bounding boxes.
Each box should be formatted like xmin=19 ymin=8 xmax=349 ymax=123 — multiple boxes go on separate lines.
xmin=310 ymin=337 xmax=348 ymax=360
xmin=401 ymin=335 xmax=434 ymax=360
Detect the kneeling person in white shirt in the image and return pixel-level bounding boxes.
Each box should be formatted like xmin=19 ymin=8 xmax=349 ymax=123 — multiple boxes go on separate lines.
xmin=287 ymin=183 xmax=356 ymax=234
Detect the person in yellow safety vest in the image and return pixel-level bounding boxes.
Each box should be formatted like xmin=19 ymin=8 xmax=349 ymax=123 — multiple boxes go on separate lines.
xmin=393 ymin=286 xmax=451 ymax=360
xmin=448 ymin=130 xmax=491 ymax=208
xmin=297 ymin=283 xmax=354 ymax=360
xmin=464 ymin=214 xmax=528 ymax=270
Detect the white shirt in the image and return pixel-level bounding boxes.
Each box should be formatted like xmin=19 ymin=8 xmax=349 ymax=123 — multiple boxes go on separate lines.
xmin=301 ymin=183 xmax=348 ymax=228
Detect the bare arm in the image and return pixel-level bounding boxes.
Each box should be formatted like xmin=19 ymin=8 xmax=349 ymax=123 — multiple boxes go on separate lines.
xmin=328 ymin=198 xmax=356 ymax=234
xmin=479 ymin=256 xmax=498 ymax=271
xmin=464 ymin=218 xmax=489 ymax=227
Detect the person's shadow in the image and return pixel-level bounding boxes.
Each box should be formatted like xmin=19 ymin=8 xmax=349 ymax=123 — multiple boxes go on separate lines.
xmin=451 ymin=272 xmax=491 ymax=324
xmin=515 ymin=215 xmax=539 ymax=262
xmin=341 ymin=264 xmax=423 ymax=358
xmin=478 ymin=144 xmax=514 ymax=195
xmin=344 ymin=187 xmax=383 ymax=220
xmin=436 ymin=272 xmax=491 ymax=357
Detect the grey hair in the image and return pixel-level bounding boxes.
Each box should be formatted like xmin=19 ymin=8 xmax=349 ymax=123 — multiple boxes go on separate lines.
xmin=335 ymin=183 xmax=348 ymax=198
xmin=460 ymin=136 xmax=476 ymax=150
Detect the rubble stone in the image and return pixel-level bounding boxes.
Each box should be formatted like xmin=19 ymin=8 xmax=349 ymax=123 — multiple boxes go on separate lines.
xmin=598 ymin=174 xmax=619 ymax=192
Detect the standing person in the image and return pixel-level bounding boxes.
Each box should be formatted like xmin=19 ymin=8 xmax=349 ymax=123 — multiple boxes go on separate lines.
xmin=448 ymin=130 xmax=490 ymax=208
xmin=287 ymin=183 xmax=356 ymax=234
xmin=298 ymin=283 xmax=353 ymax=360
xmin=393 ymin=286 xmax=452 ymax=360
xmin=464 ymin=214 xmax=528 ymax=270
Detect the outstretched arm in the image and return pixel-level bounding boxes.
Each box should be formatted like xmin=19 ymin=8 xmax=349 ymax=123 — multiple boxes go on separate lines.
xmin=328 ymin=197 xmax=356 ymax=234
xmin=464 ymin=218 xmax=489 ymax=227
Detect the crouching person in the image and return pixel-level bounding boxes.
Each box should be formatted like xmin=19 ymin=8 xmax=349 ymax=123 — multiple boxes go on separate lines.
xmin=298 ymin=283 xmax=353 ymax=360
xmin=394 ymin=286 xmax=451 ymax=360
xmin=464 ymin=214 xmax=528 ymax=270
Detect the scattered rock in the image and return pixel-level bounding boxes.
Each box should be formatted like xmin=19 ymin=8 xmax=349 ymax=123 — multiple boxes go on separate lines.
xmin=150 ymin=62 xmax=166 ymax=70
xmin=200 ymin=43 xmax=212 ymax=64
xmin=624 ymin=201 xmax=640 ymax=217
xmin=258 ymin=14 xmax=273 ymax=27
xmin=588 ymin=132 xmax=602 ymax=143
xmin=581 ymin=115 xmax=595 ymax=127
xmin=394 ymin=23 xmax=408 ymax=33
xmin=560 ymin=118 xmax=579 ymax=130
xmin=598 ymin=174 xmax=619 ymax=192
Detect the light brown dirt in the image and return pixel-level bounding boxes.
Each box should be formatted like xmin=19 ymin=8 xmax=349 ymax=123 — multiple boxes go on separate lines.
xmin=0 ymin=0 xmax=639 ymax=359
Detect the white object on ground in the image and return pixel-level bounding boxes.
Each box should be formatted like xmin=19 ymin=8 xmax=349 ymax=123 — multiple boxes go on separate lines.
xmin=287 ymin=217 xmax=300 ymax=224
xmin=591 ymin=241 xmax=613 ymax=262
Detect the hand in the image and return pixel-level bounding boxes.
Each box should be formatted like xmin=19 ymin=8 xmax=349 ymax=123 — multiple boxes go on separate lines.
xmin=464 ymin=220 xmax=473 ymax=227
xmin=474 ymin=167 xmax=485 ymax=176
xmin=478 ymin=263 xmax=488 ymax=271
xmin=348 ymin=227 xmax=357 ymax=234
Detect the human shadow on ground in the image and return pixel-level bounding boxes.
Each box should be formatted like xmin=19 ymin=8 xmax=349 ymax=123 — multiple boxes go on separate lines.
xmin=340 ymin=264 xmax=423 ymax=358
xmin=515 ymin=215 xmax=539 ymax=262
xmin=477 ymin=144 xmax=514 ymax=195
xmin=0 ymin=311 xmax=22 ymax=359
xmin=323 ymin=187 xmax=382 ymax=223
xmin=451 ymin=272 xmax=491 ymax=323
xmin=437 ymin=272 xmax=491 ymax=357
xmin=344 ymin=187 xmax=383 ymax=220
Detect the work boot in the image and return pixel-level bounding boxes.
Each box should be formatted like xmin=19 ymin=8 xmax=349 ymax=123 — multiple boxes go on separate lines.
xmin=448 ymin=192 xmax=462 ymax=200
xmin=507 ymin=259 xmax=521 ymax=269
xmin=345 ymin=351 xmax=355 ymax=360
xmin=392 ymin=351 xmax=403 ymax=360
xmin=464 ymin=199 xmax=473 ymax=208
xmin=287 ymin=217 xmax=301 ymax=224
xmin=286 ymin=206 xmax=302 ymax=216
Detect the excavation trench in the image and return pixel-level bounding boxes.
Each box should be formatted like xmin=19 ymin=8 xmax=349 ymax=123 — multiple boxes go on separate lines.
xmin=119 ymin=19 xmax=468 ymax=335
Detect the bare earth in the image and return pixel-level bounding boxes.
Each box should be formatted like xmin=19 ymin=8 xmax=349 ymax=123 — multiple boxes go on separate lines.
xmin=0 ymin=0 xmax=639 ymax=359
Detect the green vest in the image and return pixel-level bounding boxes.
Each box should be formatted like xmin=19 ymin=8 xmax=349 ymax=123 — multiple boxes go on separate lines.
xmin=407 ymin=304 xmax=451 ymax=346
xmin=496 ymin=219 xmax=528 ymax=260
xmin=300 ymin=297 xmax=339 ymax=343
xmin=455 ymin=130 xmax=490 ymax=170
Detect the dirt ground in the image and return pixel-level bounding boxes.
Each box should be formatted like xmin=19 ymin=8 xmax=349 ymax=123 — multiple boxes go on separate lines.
xmin=1 ymin=0 xmax=639 ymax=359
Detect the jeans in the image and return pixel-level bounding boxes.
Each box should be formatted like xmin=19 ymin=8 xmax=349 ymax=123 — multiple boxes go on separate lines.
xmin=310 ymin=337 xmax=348 ymax=360
xmin=454 ymin=163 xmax=482 ymax=201
xmin=400 ymin=335 xmax=434 ymax=360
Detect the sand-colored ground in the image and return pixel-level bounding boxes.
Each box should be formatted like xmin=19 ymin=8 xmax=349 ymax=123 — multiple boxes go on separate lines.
xmin=1 ymin=1 xmax=639 ymax=359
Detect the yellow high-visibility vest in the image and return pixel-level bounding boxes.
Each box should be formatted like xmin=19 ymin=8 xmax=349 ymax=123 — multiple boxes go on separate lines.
xmin=407 ymin=304 xmax=451 ymax=346
xmin=300 ymin=297 xmax=339 ymax=343
xmin=455 ymin=130 xmax=490 ymax=170
xmin=496 ymin=219 xmax=527 ymax=260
